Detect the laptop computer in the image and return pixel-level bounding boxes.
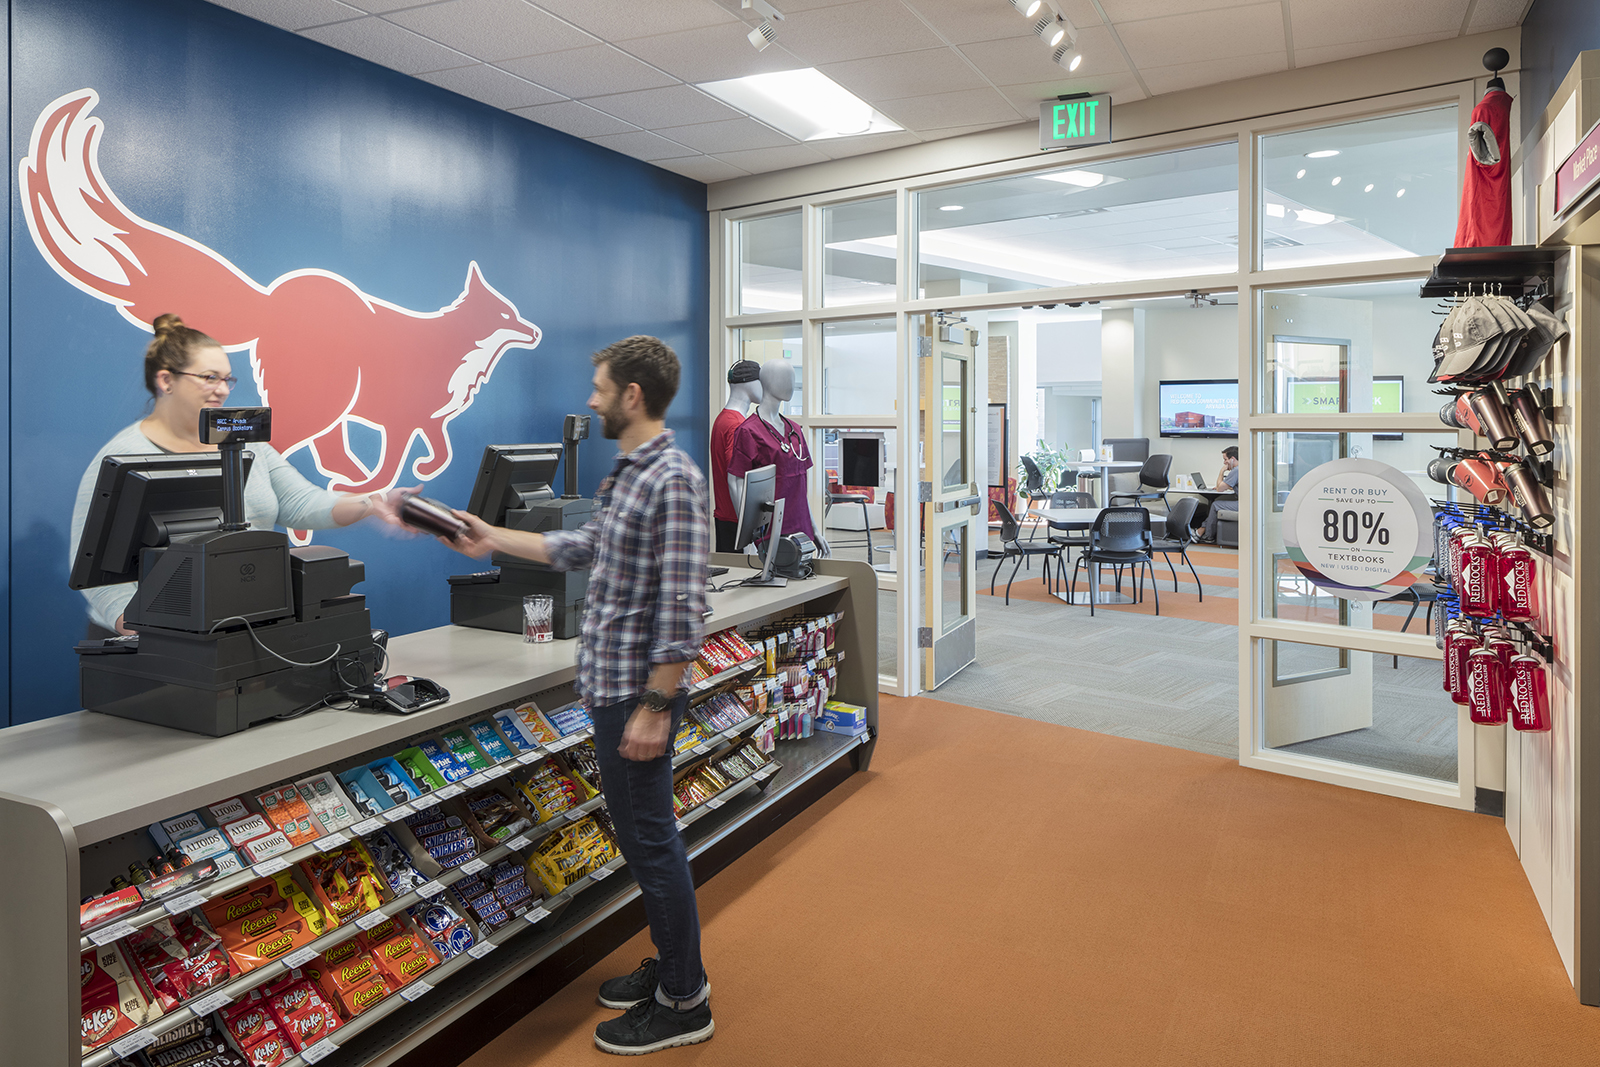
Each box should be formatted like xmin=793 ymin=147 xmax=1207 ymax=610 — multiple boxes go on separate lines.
xmin=1191 ymin=472 xmax=1209 ymax=489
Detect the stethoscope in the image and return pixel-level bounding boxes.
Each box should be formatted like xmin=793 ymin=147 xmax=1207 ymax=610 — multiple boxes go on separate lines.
xmin=772 ymin=414 xmax=808 ymax=461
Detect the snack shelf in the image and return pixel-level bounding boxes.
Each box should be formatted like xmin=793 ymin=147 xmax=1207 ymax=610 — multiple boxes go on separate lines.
xmin=688 ymin=655 xmax=764 ymax=695
xmin=77 ymin=729 xmax=600 ymax=954
xmin=79 ymin=781 xmax=614 ymax=1067
xmin=671 ymin=713 xmax=765 ymax=768
xmin=325 ymin=730 xmax=863 ymax=1067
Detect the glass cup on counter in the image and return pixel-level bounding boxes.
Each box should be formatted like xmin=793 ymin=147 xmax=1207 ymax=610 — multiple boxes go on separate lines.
xmin=523 ymin=594 xmax=554 ymax=643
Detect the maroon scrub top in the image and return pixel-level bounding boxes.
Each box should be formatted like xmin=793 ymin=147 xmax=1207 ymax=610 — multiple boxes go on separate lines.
xmin=726 ymin=412 xmax=817 ymax=541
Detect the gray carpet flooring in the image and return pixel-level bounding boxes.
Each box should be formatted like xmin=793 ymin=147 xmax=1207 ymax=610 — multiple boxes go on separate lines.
xmin=856 ymin=538 xmax=1458 ymax=783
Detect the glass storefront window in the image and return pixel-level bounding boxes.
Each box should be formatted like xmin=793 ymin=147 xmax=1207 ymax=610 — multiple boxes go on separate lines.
xmin=1259 ymin=107 xmax=1457 ymax=270
xmin=823 ymin=196 xmax=897 ymax=307
xmin=736 ymin=211 xmax=801 ymax=314
xmin=1256 ymin=430 xmax=1458 ymax=627
xmin=821 ymin=317 xmax=895 ymax=416
xmin=1263 ymin=641 xmax=1457 ymax=783
xmin=734 ymin=324 xmax=802 ymax=420
xmin=916 ymin=142 xmax=1238 ymax=298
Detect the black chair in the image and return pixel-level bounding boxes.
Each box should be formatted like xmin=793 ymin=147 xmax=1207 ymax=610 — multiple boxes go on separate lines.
xmin=1069 ymin=507 xmax=1158 ymax=617
xmin=1149 ymin=496 xmax=1203 ymax=600
xmin=824 ymin=491 xmax=874 ymax=564
xmin=1109 ymin=454 xmax=1173 ymax=511
xmin=1019 ymin=455 xmax=1049 ymax=505
xmin=990 ymin=501 xmax=1062 ymax=605
xmin=1048 ymin=490 xmax=1094 ymax=508
xmin=1043 ymin=490 xmax=1095 ymax=575
xmin=1079 ymin=437 xmax=1149 ymax=501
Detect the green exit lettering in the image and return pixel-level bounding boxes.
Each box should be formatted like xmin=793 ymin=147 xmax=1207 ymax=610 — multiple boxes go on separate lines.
xmin=1051 ymin=100 xmax=1099 ymax=141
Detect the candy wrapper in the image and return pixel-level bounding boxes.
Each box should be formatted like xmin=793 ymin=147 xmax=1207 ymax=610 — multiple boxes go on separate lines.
xmin=132 ymin=1015 xmax=247 ymax=1067
xmin=411 ymin=899 xmax=476 ymax=960
xmin=462 ymin=787 xmax=534 ymax=842
xmin=254 ymin=785 xmax=322 ymax=847
xmin=81 ymin=942 xmax=162 ymax=1053
xmin=367 ymin=829 xmax=434 ymax=896
xmin=297 ymin=839 xmax=386 ymax=927
xmin=293 ymin=772 xmax=361 ymax=835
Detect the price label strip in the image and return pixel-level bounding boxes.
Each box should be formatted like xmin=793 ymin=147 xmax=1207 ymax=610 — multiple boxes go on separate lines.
xmin=525 ymin=906 xmax=551 ymax=925
xmin=313 ymin=832 xmax=351 ymax=853
xmin=162 ymin=891 xmax=208 ymax=916
xmin=416 ymin=880 xmax=447 ymax=899
xmin=187 ymin=989 xmax=234 ymax=1016
xmin=350 ymin=818 xmax=385 ymax=837
xmin=517 ymin=750 xmax=544 ymax=765
xmin=459 ymin=857 xmax=489 ymax=876
xmin=401 ymin=980 xmax=434 ymax=1002
xmin=504 ymin=834 xmax=532 ymax=852
xmin=591 ymin=865 xmax=613 ymax=881
xmin=485 ymin=765 xmax=511 ymax=779
xmin=252 ymin=857 xmax=292 ymax=878
xmin=356 ymin=910 xmax=391 ymax=931
xmin=468 ymin=941 xmax=498 ymax=960
xmin=300 ymin=1038 xmax=340 ymax=1064
xmin=282 ymin=946 xmax=321 ymax=969
xmin=434 ymin=783 xmax=466 ymax=800
xmin=382 ymin=804 xmax=415 ymax=823
xmin=111 ymin=1029 xmax=158 ymax=1058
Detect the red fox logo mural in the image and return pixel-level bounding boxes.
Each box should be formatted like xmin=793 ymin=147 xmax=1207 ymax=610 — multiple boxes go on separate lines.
xmin=21 ymin=89 xmax=541 ymax=539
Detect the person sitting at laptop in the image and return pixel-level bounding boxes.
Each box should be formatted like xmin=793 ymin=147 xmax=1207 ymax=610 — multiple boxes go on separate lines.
xmin=1193 ymin=445 xmax=1239 ymax=545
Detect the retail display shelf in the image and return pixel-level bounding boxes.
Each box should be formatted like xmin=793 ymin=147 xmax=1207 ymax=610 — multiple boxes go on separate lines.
xmin=320 ymin=732 xmax=861 ymax=1067
xmin=671 ymin=713 xmax=765 ymax=768
xmin=689 ymin=656 xmax=763 ymax=694
xmin=0 ymin=569 xmax=848 ymax=845
xmin=1419 ymin=244 xmax=1564 ymax=297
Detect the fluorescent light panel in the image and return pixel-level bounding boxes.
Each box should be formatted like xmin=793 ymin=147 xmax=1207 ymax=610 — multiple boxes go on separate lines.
xmin=698 ymin=69 xmax=902 ymax=141
xmin=1037 ymin=169 xmax=1122 ymax=188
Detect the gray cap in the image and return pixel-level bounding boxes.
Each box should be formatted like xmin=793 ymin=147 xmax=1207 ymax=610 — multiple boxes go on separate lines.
xmin=1436 ymin=297 xmax=1505 ymax=380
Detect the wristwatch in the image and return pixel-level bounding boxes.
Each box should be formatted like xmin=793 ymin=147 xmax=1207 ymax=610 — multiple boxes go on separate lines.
xmin=637 ymin=688 xmax=674 ymax=712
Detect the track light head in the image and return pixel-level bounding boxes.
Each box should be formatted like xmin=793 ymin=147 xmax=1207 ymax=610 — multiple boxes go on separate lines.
xmin=1033 ymin=14 xmax=1068 ymax=48
xmin=1008 ymin=0 xmax=1044 ymax=16
xmin=742 ymin=0 xmax=785 ymax=21
xmin=748 ymin=20 xmax=776 ymax=50
xmin=1052 ymin=43 xmax=1083 ymax=71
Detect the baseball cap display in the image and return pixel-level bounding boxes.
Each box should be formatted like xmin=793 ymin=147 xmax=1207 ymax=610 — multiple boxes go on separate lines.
xmin=1430 ymin=294 xmax=1567 ymax=384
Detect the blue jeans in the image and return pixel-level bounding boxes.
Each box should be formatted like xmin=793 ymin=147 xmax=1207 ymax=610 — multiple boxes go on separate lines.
xmin=590 ymin=692 xmax=704 ymax=1001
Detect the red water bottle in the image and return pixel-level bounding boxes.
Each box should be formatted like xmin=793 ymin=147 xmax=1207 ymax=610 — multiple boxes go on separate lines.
xmin=1458 ymin=534 xmax=1499 ymax=617
xmin=1467 ymin=646 xmax=1507 ymax=724
xmin=1510 ymin=655 xmax=1550 ymax=731
xmin=1497 ymin=540 xmax=1539 ymax=623
xmin=1448 ymin=527 xmax=1468 ymax=599
xmin=1485 ymin=630 xmax=1517 ymax=717
xmin=1447 ymin=627 xmax=1480 ymax=705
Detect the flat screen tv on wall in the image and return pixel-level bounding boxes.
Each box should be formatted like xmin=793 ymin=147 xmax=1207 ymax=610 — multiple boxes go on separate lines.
xmin=1159 ymin=379 xmax=1240 ymax=438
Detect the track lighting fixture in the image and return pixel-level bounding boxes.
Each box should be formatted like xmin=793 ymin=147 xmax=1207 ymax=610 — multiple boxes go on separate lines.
xmin=1052 ymin=42 xmax=1082 ymax=71
xmin=742 ymin=0 xmax=783 ymax=50
xmin=748 ymin=21 xmax=776 ymax=50
xmin=1009 ymin=0 xmax=1044 ymax=15
xmin=1033 ymin=14 xmax=1067 ymax=47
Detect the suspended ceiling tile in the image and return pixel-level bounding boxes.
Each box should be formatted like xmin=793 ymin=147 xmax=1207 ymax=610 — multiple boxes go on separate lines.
xmin=585 ymin=129 xmax=703 ymax=161
xmin=385 ymin=0 xmax=599 ymax=63
xmin=208 ymin=0 xmax=363 ymax=31
xmin=1141 ymin=51 xmax=1289 ymax=96
xmin=812 ymin=129 xmax=926 ymax=159
xmin=1098 ymin=0 xmax=1271 ymax=21
xmin=962 ymin=25 xmax=1129 ymax=84
xmin=819 ymin=48 xmax=988 ymax=102
xmin=528 ymin=0 xmax=739 ymax=40
xmin=995 ymin=72 xmax=1147 ymax=111
xmin=328 ymin=0 xmax=426 ymax=11
xmin=498 ymin=44 xmax=680 ymax=97
xmin=712 ymin=143 xmax=833 ymax=174
xmin=583 ymin=85 xmax=742 ymax=128
xmin=1287 ymin=0 xmax=1470 ymax=50
xmin=1291 ymin=31 xmax=1459 ymax=69
xmin=511 ymin=99 xmax=640 ymax=137
xmin=654 ymin=155 xmax=752 ymax=183
xmin=917 ymin=119 xmax=1029 ymax=140
xmin=655 ymin=116 xmax=797 ymax=153
xmin=621 ymin=21 xmax=808 ymax=83
xmin=301 ymin=17 xmax=475 ymax=75
xmin=771 ymin=0 xmax=948 ymax=65
xmin=1466 ymin=0 xmax=1529 ymax=33
xmin=895 ymin=0 xmax=1040 ymax=46
xmin=417 ymin=63 xmax=566 ymax=108
xmin=1116 ymin=3 xmax=1285 ymax=69
xmin=877 ymin=87 xmax=1029 ymax=132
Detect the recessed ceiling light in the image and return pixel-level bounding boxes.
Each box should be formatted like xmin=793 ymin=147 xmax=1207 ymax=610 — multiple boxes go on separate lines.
xmin=1306 ymin=150 xmax=1340 ymax=158
xmin=1396 ymin=188 xmax=1406 ymax=197
xmin=698 ymin=69 xmax=903 ymax=141
xmin=1295 ymin=168 xmax=1305 ymax=179
xmin=1331 ymin=176 xmax=1341 ymax=185
xmin=1039 ymin=169 xmax=1110 ymax=187
xmin=940 ymin=204 xmax=964 ymax=211
xmin=1364 ymin=183 xmax=1374 ymax=192
xmin=1009 ymin=0 xmax=1043 ymax=15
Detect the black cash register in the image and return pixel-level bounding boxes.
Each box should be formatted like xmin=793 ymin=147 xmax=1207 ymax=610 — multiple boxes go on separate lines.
xmin=70 ymin=407 xmax=389 ymax=735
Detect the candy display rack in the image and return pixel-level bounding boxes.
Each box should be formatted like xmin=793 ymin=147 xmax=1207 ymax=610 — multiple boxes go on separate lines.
xmin=0 ymin=558 xmax=878 ymax=1067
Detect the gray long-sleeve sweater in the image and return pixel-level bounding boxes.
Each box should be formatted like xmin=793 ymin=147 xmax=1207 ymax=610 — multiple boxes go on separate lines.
xmin=69 ymin=422 xmax=342 ymax=631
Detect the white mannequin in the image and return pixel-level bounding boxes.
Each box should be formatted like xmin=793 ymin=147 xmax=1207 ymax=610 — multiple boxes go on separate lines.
xmin=730 ymin=360 xmax=828 ymax=555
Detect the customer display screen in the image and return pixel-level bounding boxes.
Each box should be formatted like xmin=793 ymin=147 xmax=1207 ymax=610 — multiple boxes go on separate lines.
xmin=1159 ymin=380 xmax=1239 ymax=438
xmin=1285 ymin=376 xmax=1403 ymax=438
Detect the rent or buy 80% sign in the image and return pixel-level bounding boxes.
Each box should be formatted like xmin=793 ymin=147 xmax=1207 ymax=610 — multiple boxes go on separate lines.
xmin=1281 ymin=458 xmax=1432 ymax=602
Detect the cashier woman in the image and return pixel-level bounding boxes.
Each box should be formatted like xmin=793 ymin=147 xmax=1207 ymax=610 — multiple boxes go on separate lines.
xmin=69 ymin=314 xmax=408 ymax=636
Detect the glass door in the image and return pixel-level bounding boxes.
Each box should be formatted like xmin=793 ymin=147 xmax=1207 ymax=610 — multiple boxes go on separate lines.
xmin=920 ymin=315 xmax=980 ymax=689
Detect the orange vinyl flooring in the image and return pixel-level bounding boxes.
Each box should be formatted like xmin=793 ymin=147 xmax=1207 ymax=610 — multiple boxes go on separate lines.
xmin=459 ymin=695 xmax=1599 ymax=1067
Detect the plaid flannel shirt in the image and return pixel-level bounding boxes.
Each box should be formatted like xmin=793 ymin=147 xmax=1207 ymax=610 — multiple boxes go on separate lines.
xmin=543 ymin=429 xmax=709 ymax=706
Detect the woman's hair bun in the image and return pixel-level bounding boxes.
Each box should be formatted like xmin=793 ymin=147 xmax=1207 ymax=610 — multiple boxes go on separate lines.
xmin=151 ymin=313 xmax=185 ymax=335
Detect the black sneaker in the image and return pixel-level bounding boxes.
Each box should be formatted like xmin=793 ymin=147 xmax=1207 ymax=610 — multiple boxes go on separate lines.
xmin=598 ymin=957 xmax=658 ymax=1010
xmin=594 ymin=996 xmax=714 ymax=1056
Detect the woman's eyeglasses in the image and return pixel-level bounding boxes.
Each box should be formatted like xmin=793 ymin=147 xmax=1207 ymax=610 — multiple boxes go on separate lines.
xmin=176 ymin=371 xmax=238 ymax=389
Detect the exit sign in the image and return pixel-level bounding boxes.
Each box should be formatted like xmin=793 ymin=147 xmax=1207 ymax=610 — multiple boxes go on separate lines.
xmin=1039 ymin=94 xmax=1112 ymax=151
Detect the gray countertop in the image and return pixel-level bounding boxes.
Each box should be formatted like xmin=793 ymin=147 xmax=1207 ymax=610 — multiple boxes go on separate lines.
xmin=0 ymin=566 xmax=847 ymax=844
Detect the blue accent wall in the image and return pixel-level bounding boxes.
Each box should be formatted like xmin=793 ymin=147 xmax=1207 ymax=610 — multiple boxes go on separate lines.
xmin=6 ymin=0 xmax=708 ymax=725
xmin=1520 ymin=0 xmax=1600 ymax=136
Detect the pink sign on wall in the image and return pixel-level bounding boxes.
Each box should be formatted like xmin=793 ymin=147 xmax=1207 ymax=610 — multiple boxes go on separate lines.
xmin=1555 ymin=118 xmax=1600 ymax=219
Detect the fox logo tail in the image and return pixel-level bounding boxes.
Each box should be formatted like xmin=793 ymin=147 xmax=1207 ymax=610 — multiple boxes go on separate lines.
xmin=19 ymin=88 xmax=271 ymax=339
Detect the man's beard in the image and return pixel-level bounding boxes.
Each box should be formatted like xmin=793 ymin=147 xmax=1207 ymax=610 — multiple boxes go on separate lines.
xmin=599 ymin=399 xmax=628 ymax=440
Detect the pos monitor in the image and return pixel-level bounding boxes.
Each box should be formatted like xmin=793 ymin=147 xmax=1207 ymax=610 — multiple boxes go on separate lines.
xmin=70 ymin=452 xmax=256 ymax=591
xmin=733 ymin=464 xmax=787 ymax=588
xmin=465 ymin=444 xmax=563 ymax=527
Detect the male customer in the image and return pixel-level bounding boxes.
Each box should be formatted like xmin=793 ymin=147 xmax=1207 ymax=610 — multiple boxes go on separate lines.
xmin=444 ymin=336 xmax=713 ymax=1055
xmin=1195 ymin=445 xmax=1240 ymax=545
